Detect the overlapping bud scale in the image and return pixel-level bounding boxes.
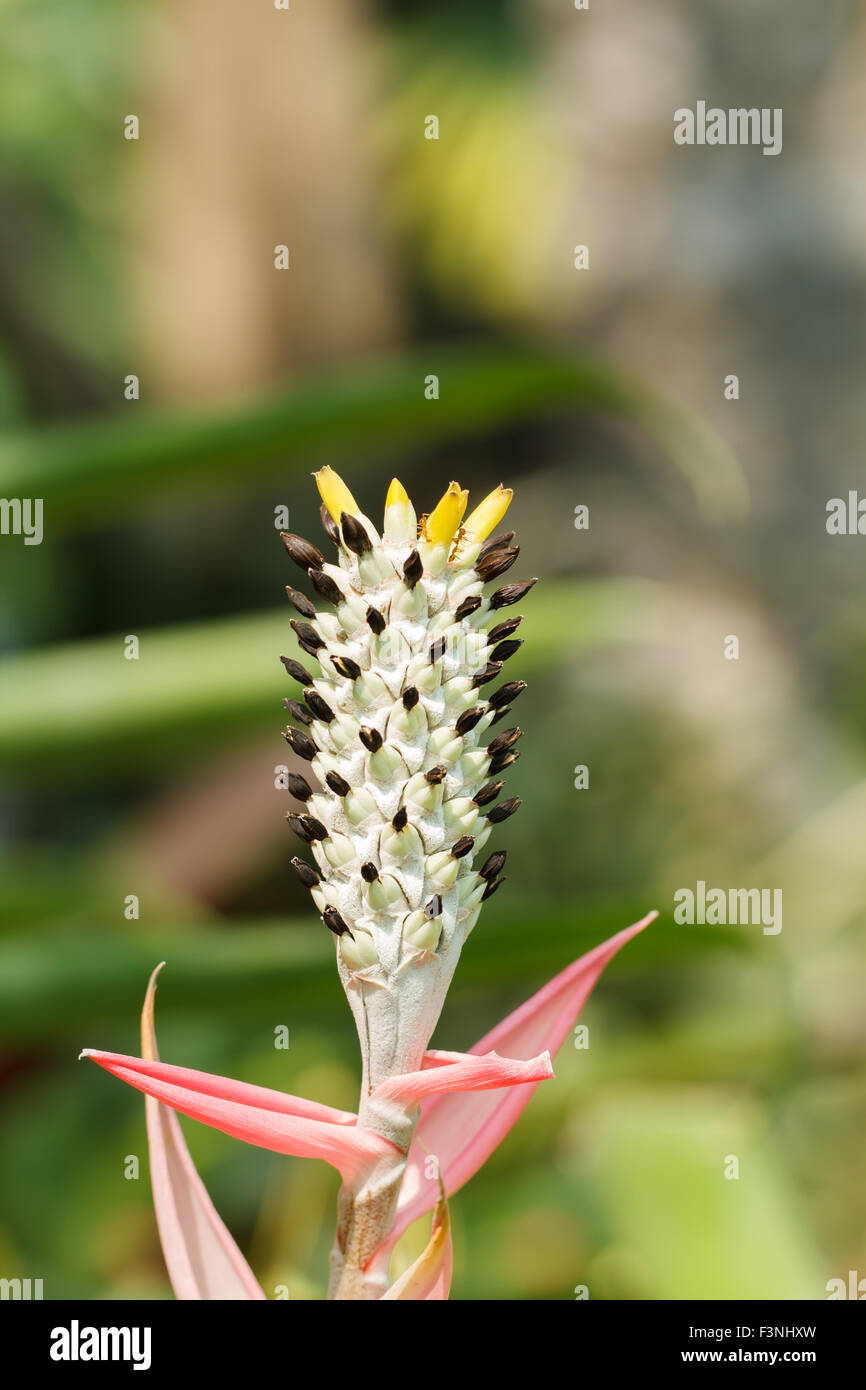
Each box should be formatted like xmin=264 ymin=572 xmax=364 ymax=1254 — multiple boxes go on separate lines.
xmin=283 ymin=468 xmax=535 ymax=983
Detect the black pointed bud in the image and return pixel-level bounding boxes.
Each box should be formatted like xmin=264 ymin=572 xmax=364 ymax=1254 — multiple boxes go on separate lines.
xmin=455 ymin=594 xmax=482 ymax=620
xmin=283 ymin=726 xmax=317 ymax=762
xmin=285 ymin=586 xmax=316 ymax=619
xmin=283 ymin=698 xmax=313 ymax=727
xmin=480 ymin=851 xmax=507 ymax=881
xmin=455 ymin=706 xmax=485 ymax=735
xmin=359 ymin=726 xmax=383 ymax=753
xmin=366 ymin=606 xmax=386 ymax=635
xmin=303 ymin=687 xmax=334 ymax=723
xmin=291 ymin=856 xmax=321 ymax=888
xmin=487 ymin=726 xmax=522 ymax=756
xmin=340 ymin=512 xmax=372 ymax=555
xmin=320 ymin=504 xmax=341 ymax=547
xmin=289 ymin=619 xmax=324 ymax=652
xmin=473 ymin=660 xmax=503 ymax=688
xmin=361 ymin=861 xmax=379 ymax=883
xmin=280 ymin=532 xmax=325 ymax=573
xmin=323 ymin=906 xmax=350 ymax=937
xmin=429 ymin=635 xmax=447 ymax=663
xmin=402 ymin=549 xmax=423 ymax=588
xmin=476 ymin=546 xmax=519 ymax=583
xmin=392 ymin=806 xmax=408 ymax=832
xmin=487 ymin=796 xmax=521 ymax=824
xmin=332 ymin=655 xmax=361 ymax=681
xmin=402 ymin=686 xmax=420 ymax=710
xmin=286 ymin=772 xmax=313 ymax=802
xmin=287 ymin=812 xmax=328 ymax=843
xmin=424 ymin=894 xmax=443 ymax=919
xmin=489 ymin=749 xmax=519 ymax=775
xmin=488 ymin=680 xmax=526 ymax=711
xmin=473 ymin=778 xmax=504 ymax=807
xmin=424 ymin=764 xmax=447 ymax=784
xmin=308 ymin=568 xmax=344 ymax=607
xmin=281 ymin=655 xmax=314 ymax=685
xmin=451 ymin=835 xmax=475 ymax=858
xmin=481 ymin=875 xmax=506 ymax=902
xmin=325 ymin=770 xmax=351 ymax=797
xmin=490 ymin=579 xmax=537 ymax=609
xmin=488 ymin=615 xmax=523 ymax=642
xmin=490 ymin=637 xmax=523 ymax=663
xmin=478 ymin=530 xmax=515 ymax=560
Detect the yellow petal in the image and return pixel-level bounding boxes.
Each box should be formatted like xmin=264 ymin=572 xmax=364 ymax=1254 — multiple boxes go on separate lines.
xmin=426 ymin=481 xmax=467 ymax=544
xmin=384 ymin=477 xmax=417 ymax=543
xmin=385 ymin=477 xmax=410 ymax=510
xmin=315 ymin=466 xmax=360 ymax=523
xmin=462 ymin=483 xmax=512 ymax=542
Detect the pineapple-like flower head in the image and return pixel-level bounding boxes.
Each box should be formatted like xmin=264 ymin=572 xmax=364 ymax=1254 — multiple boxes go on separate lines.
xmin=281 ymin=468 xmax=535 ymax=1148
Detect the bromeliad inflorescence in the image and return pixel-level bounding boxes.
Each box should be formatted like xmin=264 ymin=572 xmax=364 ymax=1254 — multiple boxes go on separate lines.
xmin=81 ymin=470 xmax=655 ymax=1300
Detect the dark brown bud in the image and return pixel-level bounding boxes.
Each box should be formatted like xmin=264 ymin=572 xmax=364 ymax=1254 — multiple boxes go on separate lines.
xmin=287 ymin=772 xmax=313 ymax=802
xmin=320 ymin=504 xmax=341 ymax=548
xmin=455 ymin=706 xmax=485 ymax=735
xmin=341 ymin=512 xmax=372 ymax=555
xmin=332 ymin=655 xmax=361 ymax=681
xmin=283 ymin=727 xmax=317 ymax=762
xmin=291 ymin=856 xmax=321 ymax=889
xmin=473 ymin=778 xmax=504 ymax=807
xmin=490 ymin=638 xmax=523 ymax=664
xmin=489 ymin=579 xmax=537 ymax=610
xmin=455 ymin=595 xmax=482 ymax=620
xmin=280 ymin=532 xmax=325 ymax=573
xmin=359 ymin=726 xmax=383 ymax=753
xmin=303 ymin=688 xmax=334 ymax=723
xmin=473 ymin=660 xmax=503 ymax=688
xmin=481 ymin=875 xmax=506 ymax=902
xmin=323 ymin=906 xmax=350 ymax=937
xmin=308 ymin=568 xmax=344 ymax=607
xmin=451 ymin=835 xmax=475 ymax=858
xmin=402 ymin=686 xmax=419 ymax=710
xmin=366 ymin=606 xmax=386 ymax=635
xmin=281 ymin=655 xmax=314 ymax=685
xmin=403 ymin=549 xmax=423 ymax=588
xmin=476 ymin=546 xmax=519 ymax=583
xmin=285 ymin=586 xmax=316 ymax=619
xmin=287 ymin=812 xmax=328 ymax=843
xmin=290 ymin=619 xmax=324 ymax=653
xmin=487 ymin=726 xmax=522 ymax=756
xmin=478 ymin=530 xmax=515 ymax=560
xmin=361 ymin=861 xmax=379 ymax=883
xmin=429 ymin=635 xmax=447 ymax=663
xmin=487 ymin=796 xmax=521 ymax=824
xmin=488 ymin=680 xmax=526 ymax=710
xmin=424 ymin=764 xmax=447 ymax=784
xmin=480 ymin=851 xmax=507 ymax=881
xmin=424 ymin=895 xmax=443 ymax=919
xmin=325 ymin=770 xmax=351 ymax=797
xmin=487 ymin=615 xmax=523 ymax=642
xmin=489 ymin=749 xmax=519 ymax=775
xmin=283 ymin=698 xmax=313 ymax=727
xmin=392 ymin=806 xmax=408 ymax=832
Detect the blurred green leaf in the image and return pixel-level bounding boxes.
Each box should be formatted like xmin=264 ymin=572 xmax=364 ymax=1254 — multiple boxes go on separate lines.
xmin=0 ymin=346 xmax=748 ymax=525
xmin=0 ymin=577 xmax=663 ymax=772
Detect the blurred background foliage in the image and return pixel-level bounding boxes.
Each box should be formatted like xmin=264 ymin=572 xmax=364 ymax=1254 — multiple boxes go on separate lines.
xmin=0 ymin=0 xmax=864 ymax=1300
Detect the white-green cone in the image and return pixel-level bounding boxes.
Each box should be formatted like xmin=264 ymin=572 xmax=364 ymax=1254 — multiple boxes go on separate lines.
xmin=282 ymin=468 xmax=535 ymax=1296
